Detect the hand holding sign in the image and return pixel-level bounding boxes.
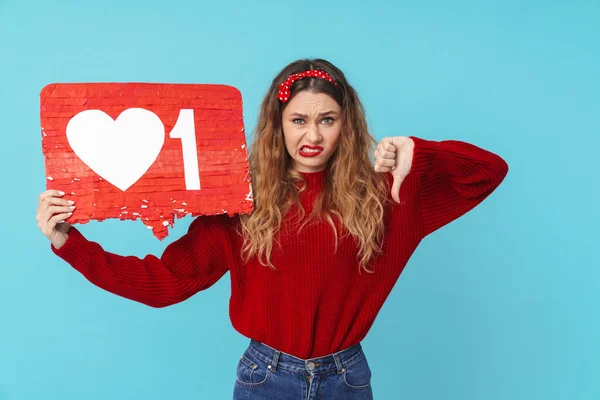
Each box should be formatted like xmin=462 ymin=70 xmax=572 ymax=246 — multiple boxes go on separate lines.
xmin=40 ymin=83 xmax=253 ymax=240
xmin=36 ymin=189 xmax=74 ymax=249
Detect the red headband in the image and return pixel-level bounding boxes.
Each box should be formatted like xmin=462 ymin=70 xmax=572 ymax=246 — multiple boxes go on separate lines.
xmin=276 ymin=69 xmax=338 ymax=103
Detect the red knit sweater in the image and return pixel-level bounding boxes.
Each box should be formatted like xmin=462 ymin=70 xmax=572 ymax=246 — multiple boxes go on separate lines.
xmin=52 ymin=137 xmax=508 ymax=359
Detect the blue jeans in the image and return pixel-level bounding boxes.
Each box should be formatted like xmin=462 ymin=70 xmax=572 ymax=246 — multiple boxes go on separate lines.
xmin=233 ymin=340 xmax=374 ymax=399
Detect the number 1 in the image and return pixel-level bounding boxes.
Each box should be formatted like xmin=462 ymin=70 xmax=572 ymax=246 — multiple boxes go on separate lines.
xmin=169 ymin=109 xmax=201 ymax=190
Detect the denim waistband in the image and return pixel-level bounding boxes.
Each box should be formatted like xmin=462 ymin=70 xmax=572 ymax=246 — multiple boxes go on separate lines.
xmin=247 ymin=340 xmax=365 ymax=375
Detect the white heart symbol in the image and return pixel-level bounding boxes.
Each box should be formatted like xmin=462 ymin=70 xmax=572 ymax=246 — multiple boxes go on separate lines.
xmin=66 ymin=108 xmax=165 ymax=191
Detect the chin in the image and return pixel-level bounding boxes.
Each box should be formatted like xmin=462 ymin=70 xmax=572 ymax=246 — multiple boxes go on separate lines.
xmin=293 ymin=156 xmax=329 ymax=172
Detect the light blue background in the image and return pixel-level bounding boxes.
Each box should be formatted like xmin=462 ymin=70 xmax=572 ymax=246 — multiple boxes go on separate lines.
xmin=1 ymin=0 xmax=598 ymax=399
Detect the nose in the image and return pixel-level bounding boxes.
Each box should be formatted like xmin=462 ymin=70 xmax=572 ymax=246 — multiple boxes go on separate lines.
xmin=305 ymin=123 xmax=323 ymax=144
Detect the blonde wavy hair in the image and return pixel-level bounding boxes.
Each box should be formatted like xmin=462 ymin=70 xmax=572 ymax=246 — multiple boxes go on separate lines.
xmin=239 ymin=58 xmax=391 ymax=273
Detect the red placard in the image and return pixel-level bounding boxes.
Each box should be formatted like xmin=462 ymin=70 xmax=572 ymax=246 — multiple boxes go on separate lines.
xmin=40 ymin=83 xmax=253 ymax=240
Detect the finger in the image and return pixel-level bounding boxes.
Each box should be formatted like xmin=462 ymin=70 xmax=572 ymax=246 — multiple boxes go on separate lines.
xmin=374 ymin=164 xmax=393 ymax=173
xmin=376 ymin=158 xmax=396 ymax=168
xmin=375 ymin=147 xmax=396 ymax=160
xmin=39 ymin=190 xmax=65 ymax=206
xmin=391 ymin=176 xmax=404 ymax=204
xmin=384 ymin=138 xmax=397 ymax=153
xmin=37 ymin=198 xmax=69 ymax=222
xmin=44 ymin=205 xmax=75 ymax=224
xmin=49 ymin=212 xmax=72 ymax=226
xmin=378 ymin=139 xmax=396 ymax=154
xmin=382 ymin=149 xmax=396 ymax=159
xmin=43 ymin=212 xmax=72 ymax=236
xmin=41 ymin=196 xmax=75 ymax=211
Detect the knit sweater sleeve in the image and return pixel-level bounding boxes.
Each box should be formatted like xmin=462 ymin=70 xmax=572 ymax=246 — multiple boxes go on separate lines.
xmin=51 ymin=215 xmax=234 ymax=308
xmin=409 ymin=136 xmax=509 ymax=238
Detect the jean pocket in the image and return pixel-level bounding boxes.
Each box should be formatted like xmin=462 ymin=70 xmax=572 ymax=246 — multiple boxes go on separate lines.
xmin=235 ymin=353 xmax=270 ymax=388
xmin=342 ymin=352 xmax=372 ymax=390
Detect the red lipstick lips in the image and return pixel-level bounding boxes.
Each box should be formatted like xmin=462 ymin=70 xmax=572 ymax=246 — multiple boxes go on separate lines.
xmin=299 ymin=145 xmax=324 ymax=157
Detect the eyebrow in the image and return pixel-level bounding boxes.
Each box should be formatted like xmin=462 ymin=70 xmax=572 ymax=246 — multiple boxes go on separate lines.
xmin=290 ymin=111 xmax=338 ymax=118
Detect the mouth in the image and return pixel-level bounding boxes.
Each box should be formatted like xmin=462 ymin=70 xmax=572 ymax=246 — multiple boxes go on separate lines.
xmin=299 ymin=146 xmax=324 ymax=158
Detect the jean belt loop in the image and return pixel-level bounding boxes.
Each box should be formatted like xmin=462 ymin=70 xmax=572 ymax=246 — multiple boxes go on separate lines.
xmin=270 ymin=350 xmax=280 ymax=372
xmin=333 ymin=352 xmax=344 ymax=374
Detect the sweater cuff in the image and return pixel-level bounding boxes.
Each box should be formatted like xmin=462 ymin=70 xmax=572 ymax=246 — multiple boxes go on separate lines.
xmin=51 ymin=227 xmax=92 ymax=266
xmin=409 ymin=136 xmax=440 ymax=176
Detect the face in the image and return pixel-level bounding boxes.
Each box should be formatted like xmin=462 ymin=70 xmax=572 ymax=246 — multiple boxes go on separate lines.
xmin=281 ymin=91 xmax=342 ymax=173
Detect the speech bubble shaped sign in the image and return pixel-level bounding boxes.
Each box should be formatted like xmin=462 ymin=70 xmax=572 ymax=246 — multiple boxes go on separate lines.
xmin=40 ymin=83 xmax=254 ymax=240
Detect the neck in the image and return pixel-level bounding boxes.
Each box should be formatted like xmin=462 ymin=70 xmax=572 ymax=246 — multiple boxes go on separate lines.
xmin=298 ymin=168 xmax=327 ymax=188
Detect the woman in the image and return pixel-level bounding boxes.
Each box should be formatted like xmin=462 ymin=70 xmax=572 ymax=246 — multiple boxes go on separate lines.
xmin=36 ymin=58 xmax=508 ymax=399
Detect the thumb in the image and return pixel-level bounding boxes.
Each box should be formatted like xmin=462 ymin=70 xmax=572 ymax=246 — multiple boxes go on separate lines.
xmin=391 ymin=174 xmax=403 ymax=203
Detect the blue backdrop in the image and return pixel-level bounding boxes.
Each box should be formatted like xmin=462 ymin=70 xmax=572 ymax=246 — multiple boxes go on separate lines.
xmin=1 ymin=0 xmax=598 ymax=399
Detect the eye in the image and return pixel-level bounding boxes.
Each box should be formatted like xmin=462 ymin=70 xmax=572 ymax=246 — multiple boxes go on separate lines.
xmin=321 ymin=117 xmax=334 ymax=125
xmin=292 ymin=118 xmax=305 ymax=125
